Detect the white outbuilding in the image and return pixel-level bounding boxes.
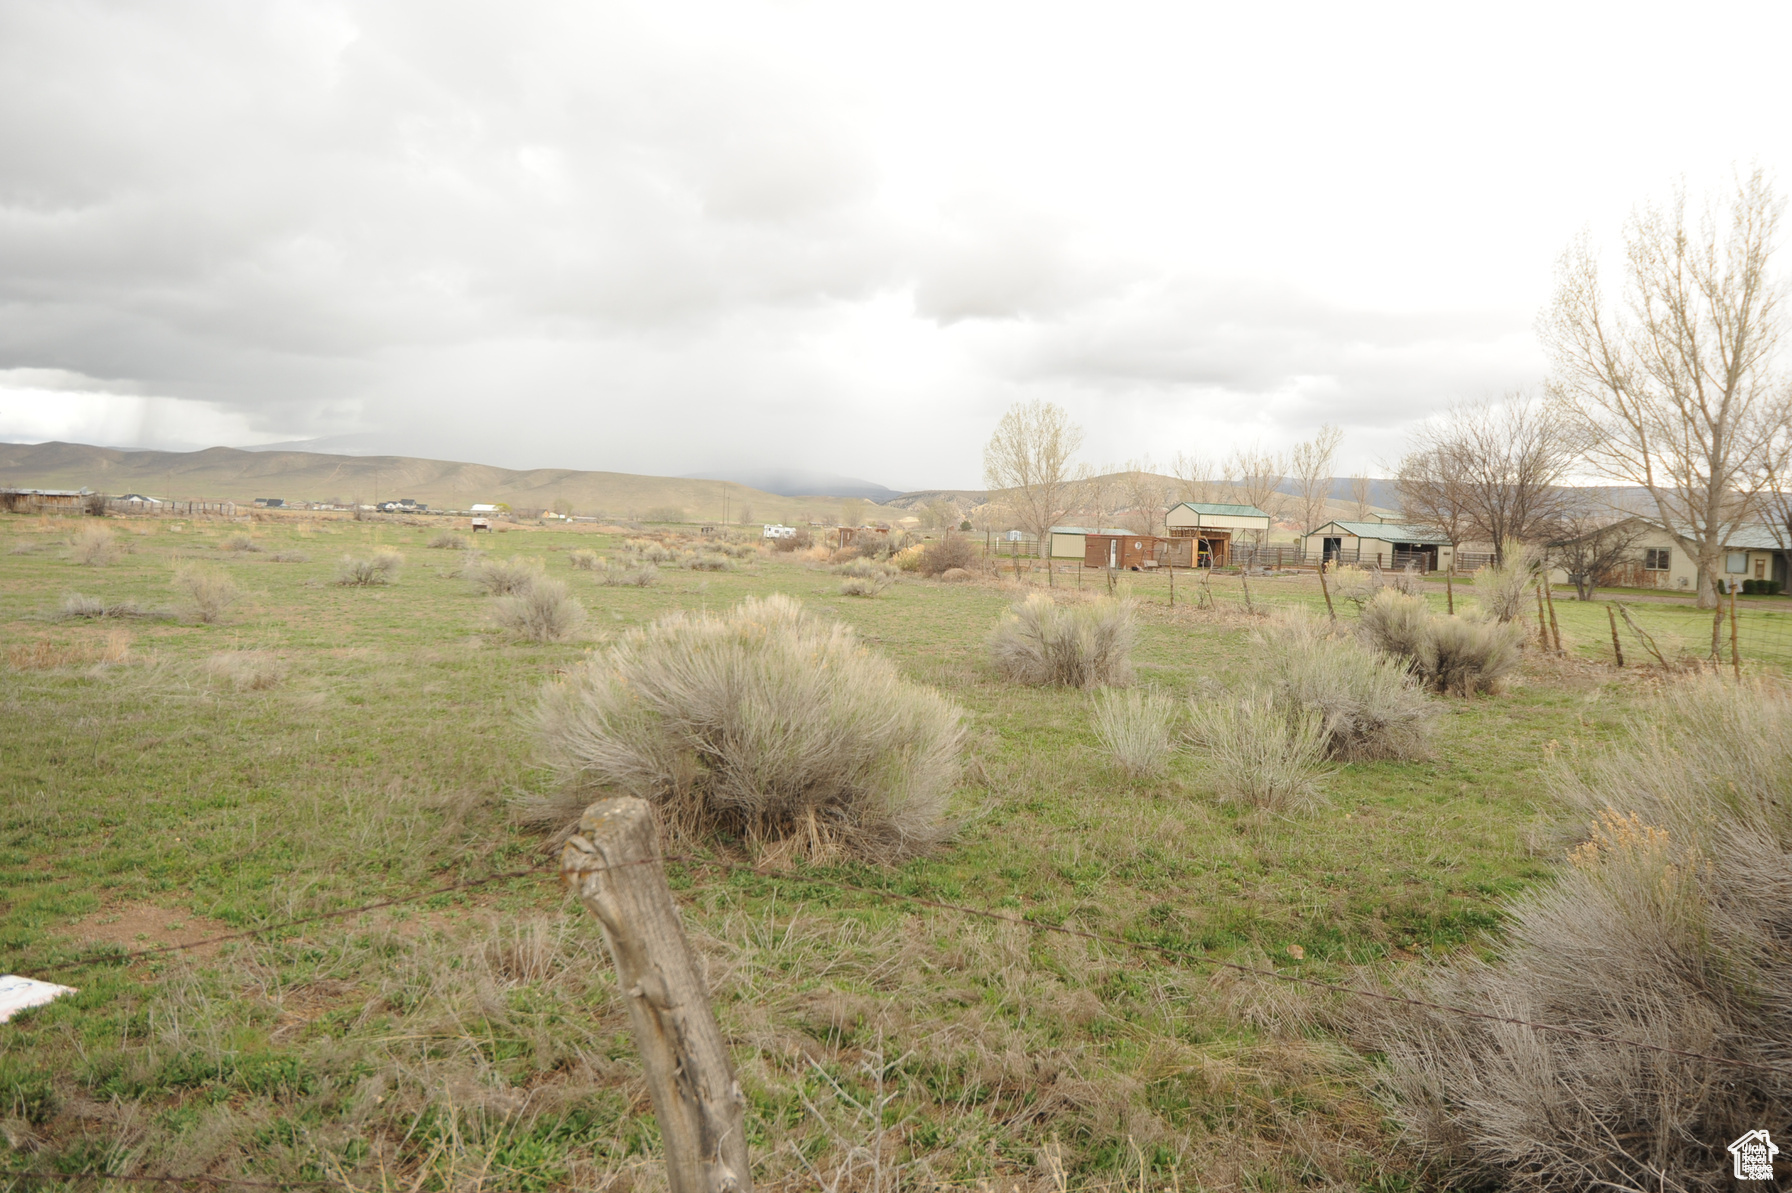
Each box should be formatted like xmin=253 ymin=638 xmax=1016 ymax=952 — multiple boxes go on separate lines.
xmin=1303 ymin=519 xmax=1454 ymax=572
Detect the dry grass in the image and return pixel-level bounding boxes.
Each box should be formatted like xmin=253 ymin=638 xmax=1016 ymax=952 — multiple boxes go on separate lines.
xmin=335 ymin=548 xmax=404 ymax=586
xmin=52 ymin=592 xmax=164 ymax=621
xmin=840 ymin=570 xmax=892 ymax=597
xmin=1362 ymin=677 xmax=1792 ymax=1192
xmin=1090 ymin=688 xmax=1177 ymax=777
xmin=203 ymin=650 xmax=286 ymax=691
xmin=269 ymin=550 xmax=310 ymax=563
xmin=989 ymin=594 xmax=1135 ymax=688
xmin=173 ymin=566 xmax=242 ymax=624
xmin=492 ymin=576 xmax=587 ymax=643
xmin=219 ymin=532 xmax=262 ymax=552
xmin=1255 ymin=612 xmax=1436 ymax=761
xmin=427 ymin=532 xmax=469 ymax=550
xmin=1184 ymin=693 xmax=1332 ymax=812
xmin=535 ymin=593 xmax=963 ymax=859
xmin=69 ymin=523 xmax=122 ymax=566
xmin=6 ymin=630 xmax=132 ymax=670
xmin=566 ymin=548 xmax=599 ymax=570
xmin=599 ymin=561 xmax=658 ymax=587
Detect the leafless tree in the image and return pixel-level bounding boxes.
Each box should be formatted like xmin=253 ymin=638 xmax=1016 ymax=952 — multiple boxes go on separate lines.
xmin=1544 ymin=169 xmax=1792 ymax=609
xmin=1546 ymin=505 xmax=1648 ymax=600
xmin=1288 ymin=424 xmax=1344 ymax=533
xmin=983 ymin=400 xmax=1086 ymax=554
xmin=1348 ymin=475 xmax=1375 ymax=519
xmin=1227 ymin=445 xmax=1285 ymax=544
xmin=1076 ymin=465 xmax=1122 ymax=528
xmin=1119 ymin=458 xmax=1174 ymax=535
xmin=1396 ymin=394 xmax=1576 ymax=560
xmin=1171 ymin=451 xmax=1225 ymax=505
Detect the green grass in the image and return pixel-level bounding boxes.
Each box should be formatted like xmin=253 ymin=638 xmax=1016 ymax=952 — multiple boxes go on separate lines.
xmin=0 ymin=514 xmax=1675 ymax=1190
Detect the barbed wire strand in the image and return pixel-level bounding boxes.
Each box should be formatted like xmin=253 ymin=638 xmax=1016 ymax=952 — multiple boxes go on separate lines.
xmin=0 ymin=1172 xmax=341 ymax=1190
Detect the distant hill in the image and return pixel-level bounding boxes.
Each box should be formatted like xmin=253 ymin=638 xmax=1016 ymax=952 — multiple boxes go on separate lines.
xmin=682 ymin=468 xmax=901 ymax=502
xmin=0 ymin=441 xmax=890 ymax=522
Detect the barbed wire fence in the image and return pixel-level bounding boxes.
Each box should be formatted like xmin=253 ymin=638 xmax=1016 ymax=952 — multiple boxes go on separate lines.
xmin=10 ymin=796 xmax=1790 ymax=1193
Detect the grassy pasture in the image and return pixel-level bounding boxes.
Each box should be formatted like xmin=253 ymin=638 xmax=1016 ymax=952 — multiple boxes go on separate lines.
xmin=0 ymin=515 xmax=1726 ymax=1190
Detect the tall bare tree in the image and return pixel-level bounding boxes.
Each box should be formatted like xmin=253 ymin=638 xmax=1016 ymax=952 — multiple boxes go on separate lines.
xmin=983 ymin=400 xmax=1086 ymax=554
xmin=1171 ymin=451 xmax=1223 ymax=505
xmin=1288 ymin=424 xmax=1344 ymax=533
xmin=1348 ymin=475 xmax=1375 ymax=519
xmin=1546 ymin=506 xmax=1648 ymax=600
xmin=1396 ymin=395 xmax=1575 ymax=560
xmin=1227 ymin=445 xmax=1285 ymax=544
xmin=1544 ymin=169 xmax=1792 ymax=608
xmin=1120 ymin=457 xmax=1174 ymax=535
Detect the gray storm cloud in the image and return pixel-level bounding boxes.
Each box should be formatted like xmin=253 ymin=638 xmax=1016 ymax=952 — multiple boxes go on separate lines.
xmin=5 ymin=0 xmax=1763 ymax=484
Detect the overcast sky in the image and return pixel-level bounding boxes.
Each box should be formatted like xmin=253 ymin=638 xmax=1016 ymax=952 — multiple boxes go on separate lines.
xmin=2 ymin=1 xmax=1789 ymax=490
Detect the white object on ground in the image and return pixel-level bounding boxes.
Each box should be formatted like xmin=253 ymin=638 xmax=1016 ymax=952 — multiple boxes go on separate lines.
xmin=0 ymin=974 xmax=76 ymax=1022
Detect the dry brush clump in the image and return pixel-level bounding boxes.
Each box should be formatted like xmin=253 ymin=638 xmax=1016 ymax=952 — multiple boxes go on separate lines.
xmin=599 ymin=561 xmax=658 ymax=587
xmin=989 ymin=594 xmax=1135 ymax=688
xmin=269 ymin=550 xmax=309 ymax=563
xmin=1090 ymin=688 xmax=1177 ymax=777
xmin=218 ymin=532 xmax=262 ymax=552
xmin=173 ymin=567 xmax=242 ymax=624
xmin=69 ymin=524 xmax=123 ymax=566
xmin=566 ymin=548 xmax=599 ymax=570
xmin=1358 ymin=589 xmax=1524 ymax=696
xmin=1255 ymin=612 xmax=1435 ymax=761
xmin=53 ymin=592 xmax=165 ymax=621
xmin=839 ymin=573 xmax=891 ymax=597
xmin=492 ymin=575 xmax=587 ymax=643
xmin=1362 ymin=678 xmax=1792 ymax=1193
xmin=917 ymin=534 xmax=978 ymax=577
xmin=427 ymin=531 xmax=469 ymax=550
xmin=335 ymin=548 xmax=404 ymax=586
xmin=464 ymin=555 xmax=537 ymax=595
xmin=535 ymin=594 xmax=963 ymax=860
xmin=1473 ymin=539 xmax=1538 ymax=623
xmin=1183 ymin=693 xmax=1332 ymax=812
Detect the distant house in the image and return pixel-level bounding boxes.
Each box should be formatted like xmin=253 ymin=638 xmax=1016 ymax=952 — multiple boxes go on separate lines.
xmin=1 ymin=488 xmax=101 ymax=515
xmin=253 ymin=497 xmax=284 ymax=508
xmin=1303 ymin=519 xmax=1454 ymax=573
xmin=470 ymin=504 xmax=498 ymax=514
xmin=1048 ymin=526 xmax=1132 ymax=566
xmin=115 ymin=493 xmax=161 ymax=509
xmin=762 ymin=524 xmax=798 ymax=539
xmin=1548 ymin=517 xmax=1789 ymax=592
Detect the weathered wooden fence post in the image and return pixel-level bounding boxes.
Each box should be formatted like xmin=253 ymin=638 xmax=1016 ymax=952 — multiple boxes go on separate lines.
xmin=562 ymin=798 xmax=753 ymax=1193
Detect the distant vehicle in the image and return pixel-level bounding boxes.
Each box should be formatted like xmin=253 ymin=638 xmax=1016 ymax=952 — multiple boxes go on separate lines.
xmin=762 ymin=524 xmax=798 ymax=539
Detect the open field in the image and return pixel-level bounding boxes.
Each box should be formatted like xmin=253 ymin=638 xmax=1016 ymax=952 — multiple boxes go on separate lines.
xmin=0 ymin=515 xmax=1756 ymax=1190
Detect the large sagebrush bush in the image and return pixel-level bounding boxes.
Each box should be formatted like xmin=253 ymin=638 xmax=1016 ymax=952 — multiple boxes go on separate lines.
xmin=918 ymin=534 xmax=977 ymax=577
xmin=1363 ymin=678 xmax=1792 ymax=1193
xmin=988 ymin=594 xmax=1134 ymax=688
xmin=219 ymin=532 xmax=262 ymax=552
xmin=494 ymin=576 xmax=587 ymax=643
xmin=427 ymin=531 xmax=468 ymax=550
xmin=1359 ymin=590 xmax=1524 ymax=696
xmin=69 ymin=524 xmax=122 ymax=566
xmin=1183 ymin=693 xmax=1331 ymax=812
xmin=466 ymin=556 xmax=538 ymax=595
xmin=1257 ymin=612 xmax=1435 ymax=761
xmin=1091 ymin=688 xmax=1176 ymax=778
xmin=536 ymin=594 xmax=963 ymax=859
xmin=335 ymin=548 xmax=404 ymax=586
xmin=173 ymin=567 xmax=241 ymax=624
xmin=1473 ymin=539 xmax=1537 ymax=623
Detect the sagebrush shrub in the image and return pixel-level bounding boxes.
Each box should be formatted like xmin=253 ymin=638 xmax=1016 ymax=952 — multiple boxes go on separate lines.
xmin=679 ymin=551 xmax=733 ymax=572
xmin=536 ymin=594 xmax=963 ymax=859
xmin=600 ymin=562 xmax=658 ymax=587
xmin=174 ymin=567 xmax=241 ymax=624
xmin=427 ymin=531 xmax=468 ymax=550
xmin=466 ymin=556 xmax=537 ymax=595
xmin=839 ymin=573 xmax=890 ymax=597
xmin=1091 ymin=688 xmax=1176 ymax=778
xmin=918 ymin=534 xmax=977 ymax=577
xmin=1364 ymin=678 xmax=1792 ymax=1192
xmin=567 ymin=549 xmax=599 ymax=570
xmin=55 ymin=592 xmax=156 ymax=621
xmin=1257 ymin=612 xmax=1434 ymax=760
xmin=69 ymin=524 xmax=122 ymax=566
xmin=1474 ymin=539 xmax=1537 ymax=623
xmin=989 ymin=595 xmax=1134 ymax=688
xmin=1184 ymin=694 xmax=1331 ymax=812
xmin=1359 ymin=590 xmax=1524 ymax=696
xmin=219 ymin=532 xmax=261 ymax=552
xmin=336 ymin=548 xmax=404 ymax=586
xmin=494 ymin=576 xmax=587 ymax=643
xmin=270 ymin=550 xmax=310 ymax=563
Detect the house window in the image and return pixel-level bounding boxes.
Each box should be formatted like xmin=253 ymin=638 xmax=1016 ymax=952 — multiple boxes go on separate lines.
xmin=1643 ymin=548 xmax=1671 ymax=572
xmin=1726 ymin=552 xmax=1748 ymax=574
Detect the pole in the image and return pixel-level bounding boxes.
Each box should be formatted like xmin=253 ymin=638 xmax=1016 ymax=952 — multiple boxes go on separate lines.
xmin=562 ymin=798 xmax=753 ymax=1193
xmin=1542 ymin=575 xmax=1563 ymax=654
xmin=1318 ymin=559 xmax=1336 ymax=622
xmin=1168 ymin=565 xmax=1173 ymax=609
xmin=1445 ymin=567 xmax=1453 ymax=615
xmin=1534 ymin=581 xmax=1550 ymax=650
xmin=1731 ymin=584 xmax=1741 ymax=680
xmin=1607 ymin=605 xmax=1625 ymax=667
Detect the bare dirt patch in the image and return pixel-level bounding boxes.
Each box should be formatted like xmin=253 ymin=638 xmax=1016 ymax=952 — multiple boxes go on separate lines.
xmin=62 ymin=903 xmax=234 ymax=960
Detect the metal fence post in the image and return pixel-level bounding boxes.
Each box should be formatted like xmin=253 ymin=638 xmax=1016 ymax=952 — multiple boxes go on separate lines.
xmin=562 ymin=798 xmax=753 ymax=1193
